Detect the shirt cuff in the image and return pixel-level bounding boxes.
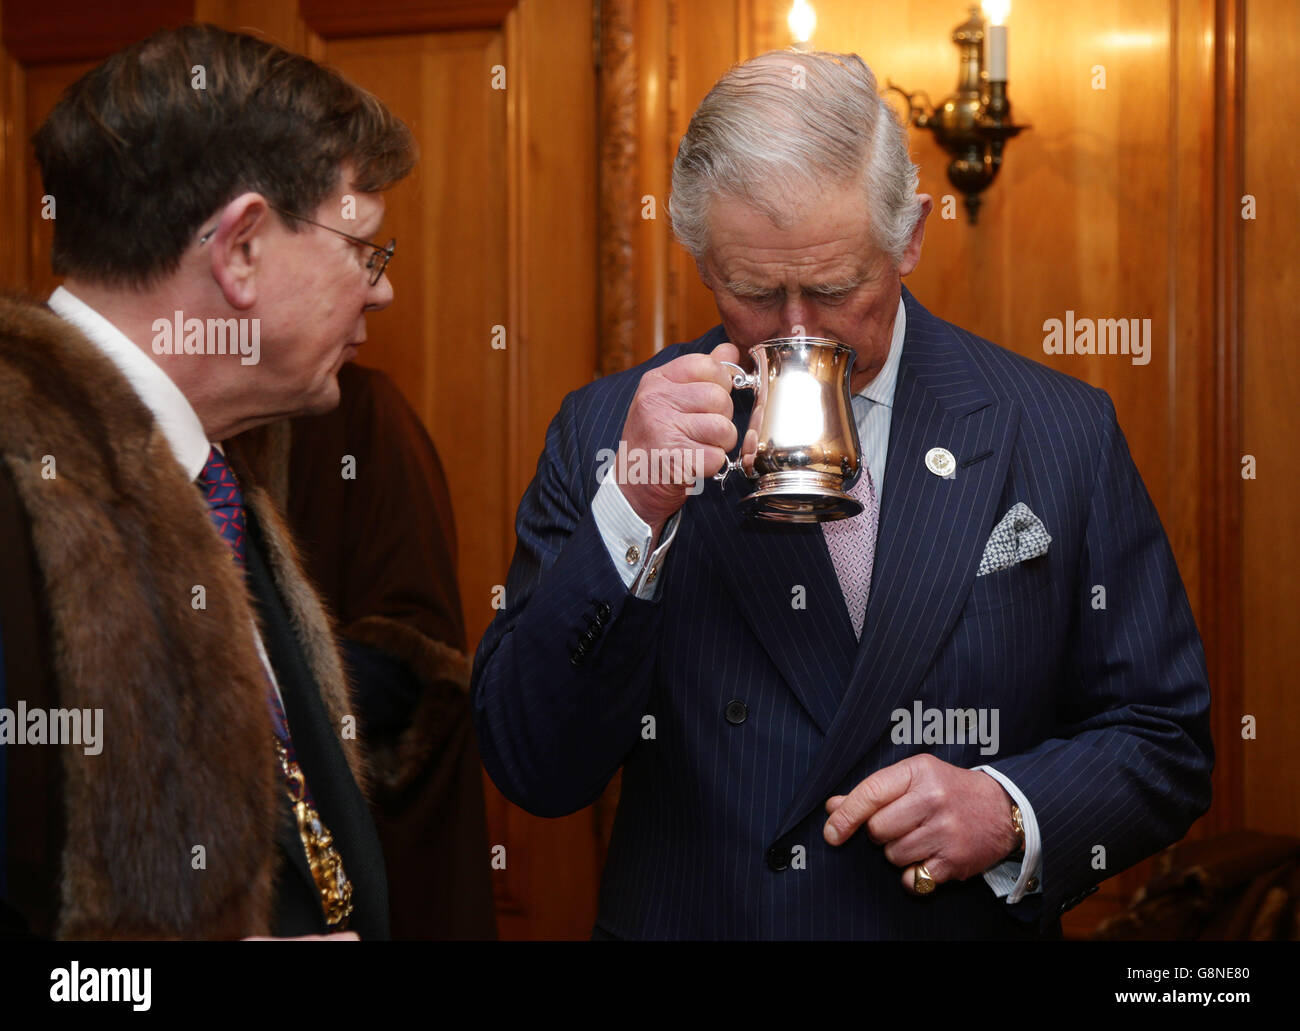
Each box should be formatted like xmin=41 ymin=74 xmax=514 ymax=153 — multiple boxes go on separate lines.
xmin=973 ymin=765 xmax=1043 ymax=904
xmin=591 ymin=467 xmax=679 ymax=599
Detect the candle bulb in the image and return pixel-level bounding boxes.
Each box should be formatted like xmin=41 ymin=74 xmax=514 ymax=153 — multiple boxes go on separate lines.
xmin=983 ymin=1 xmax=1009 ymax=82
xmin=987 ymin=25 xmax=1008 ymax=81
xmin=788 ymin=0 xmax=816 ymax=46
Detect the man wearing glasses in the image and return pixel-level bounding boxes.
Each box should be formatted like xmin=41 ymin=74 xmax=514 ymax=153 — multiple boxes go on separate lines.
xmin=0 ymin=24 xmax=414 ymax=939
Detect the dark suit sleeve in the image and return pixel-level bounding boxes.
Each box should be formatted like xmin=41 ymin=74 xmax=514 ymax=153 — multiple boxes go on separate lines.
xmin=471 ymin=391 xmax=664 ymax=817
xmin=989 ymin=392 xmax=1214 ymax=929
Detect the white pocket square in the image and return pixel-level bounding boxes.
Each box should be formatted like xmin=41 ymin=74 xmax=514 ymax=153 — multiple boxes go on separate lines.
xmin=977 ymin=502 xmax=1051 ymax=576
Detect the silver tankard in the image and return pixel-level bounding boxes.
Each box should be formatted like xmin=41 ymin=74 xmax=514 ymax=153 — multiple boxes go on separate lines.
xmin=714 ymin=336 xmax=863 ymax=523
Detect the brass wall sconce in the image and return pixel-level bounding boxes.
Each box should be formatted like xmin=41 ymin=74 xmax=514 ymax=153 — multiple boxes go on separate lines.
xmin=886 ymin=4 xmax=1028 ymax=224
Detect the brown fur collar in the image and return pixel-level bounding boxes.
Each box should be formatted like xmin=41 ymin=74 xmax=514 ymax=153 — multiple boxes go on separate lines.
xmin=0 ymin=295 xmax=361 ymax=939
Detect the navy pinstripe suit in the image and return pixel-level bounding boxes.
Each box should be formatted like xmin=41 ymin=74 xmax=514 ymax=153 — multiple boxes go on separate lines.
xmin=472 ymin=287 xmax=1213 ymax=939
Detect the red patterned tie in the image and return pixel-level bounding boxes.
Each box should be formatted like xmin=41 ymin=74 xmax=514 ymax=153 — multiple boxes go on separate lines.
xmin=820 ymin=467 xmax=879 ymax=640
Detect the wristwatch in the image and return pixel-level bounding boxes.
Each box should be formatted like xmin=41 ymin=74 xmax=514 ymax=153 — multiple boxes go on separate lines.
xmin=1008 ymin=802 xmax=1025 ymax=861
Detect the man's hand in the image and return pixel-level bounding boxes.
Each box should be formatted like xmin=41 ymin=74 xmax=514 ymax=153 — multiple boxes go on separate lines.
xmin=822 ymin=754 xmax=1019 ymax=891
xmin=617 ymin=342 xmax=740 ymax=535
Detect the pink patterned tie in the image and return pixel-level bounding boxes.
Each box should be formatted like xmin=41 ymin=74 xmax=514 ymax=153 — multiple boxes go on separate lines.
xmin=820 ymin=467 xmax=879 ymax=639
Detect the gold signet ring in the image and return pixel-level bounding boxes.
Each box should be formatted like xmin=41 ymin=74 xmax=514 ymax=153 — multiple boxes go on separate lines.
xmin=911 ymin=862 xmax=937 ymax=895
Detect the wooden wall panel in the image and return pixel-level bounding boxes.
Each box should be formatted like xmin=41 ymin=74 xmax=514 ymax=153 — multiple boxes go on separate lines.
xmin=492 ymin=0 xmax=603 ymax=940
xmin=196 ymin=0 xmax=319 ymax=54
xmin=0 ymin=12 xmax=26 ymax=291
xmin=302 ymin=0 xmax=518 ymax=37
xmin=1241 ymin=0 xmax=1300 ymax=836
xmin=21 ymin=61 xmax=95 ymax=300
xmin=324 ymin=30 xmax=510 ymax=654
xmin=1 ymin=0 xmax=189 ymax=64
xmin=507 ymin=0 xmax=599 ymax=509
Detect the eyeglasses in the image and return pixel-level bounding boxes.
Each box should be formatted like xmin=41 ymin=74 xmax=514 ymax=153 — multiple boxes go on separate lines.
xmin=198 ymin=206 xmax=396 ymax=286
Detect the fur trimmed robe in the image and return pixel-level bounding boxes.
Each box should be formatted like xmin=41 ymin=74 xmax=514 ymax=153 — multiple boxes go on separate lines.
xmin=0 ymin=295 xmax=367 ymax=939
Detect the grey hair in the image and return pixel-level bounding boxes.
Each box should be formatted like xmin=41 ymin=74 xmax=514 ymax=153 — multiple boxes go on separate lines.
xmin=669 ymin=50 xmax=921 ymax=265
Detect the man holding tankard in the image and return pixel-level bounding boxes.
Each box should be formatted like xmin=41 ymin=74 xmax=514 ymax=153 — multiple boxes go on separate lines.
xmin=472 ymin=50 xmax=1211 ymax=939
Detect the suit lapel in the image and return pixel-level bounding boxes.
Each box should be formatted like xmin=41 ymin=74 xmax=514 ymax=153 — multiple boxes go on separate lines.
xmin=776 ymin=290 xmax=1021 ymax=837
xmin=689 ymin=371 xmax=856 ymax=733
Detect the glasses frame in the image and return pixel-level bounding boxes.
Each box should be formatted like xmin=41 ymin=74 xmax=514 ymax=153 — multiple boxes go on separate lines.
xmin=198 ymin=205 xmax=395 ymax=286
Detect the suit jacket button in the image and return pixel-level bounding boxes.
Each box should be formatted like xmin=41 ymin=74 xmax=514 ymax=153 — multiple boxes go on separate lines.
xmin=724 ymin=699 xmax=748 ymax=725
xmin=766 ymin=843 xmax=791 ymax=872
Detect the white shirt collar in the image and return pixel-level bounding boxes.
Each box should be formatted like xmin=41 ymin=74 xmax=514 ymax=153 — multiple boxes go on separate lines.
xmin=47 ymin=286 xmax=212 ymax=481
xmin=856 ymin=296 xmax=906 ymax=408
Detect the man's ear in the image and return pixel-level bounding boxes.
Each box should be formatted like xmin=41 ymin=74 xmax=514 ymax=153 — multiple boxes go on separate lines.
xmin=206 ymin=193 xmax=273 ymax=310
xmin=897 ymin=194 xmax=933 ymax=277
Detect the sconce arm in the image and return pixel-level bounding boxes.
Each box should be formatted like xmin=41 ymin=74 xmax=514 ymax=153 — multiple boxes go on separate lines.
xmin=884 ymin=79 xmax=935 ymax=128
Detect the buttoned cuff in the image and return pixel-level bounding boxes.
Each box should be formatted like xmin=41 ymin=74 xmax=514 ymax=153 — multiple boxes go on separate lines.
xmin=591 ymin=467 xmax=679 ymax=599
xmin=973 ymin=765 xmax=1043 ymax=903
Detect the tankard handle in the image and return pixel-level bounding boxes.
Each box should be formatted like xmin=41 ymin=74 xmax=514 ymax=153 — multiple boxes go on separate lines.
xmin=719 ymin=360 xmax=758 ymax=392
xmin=713 ymin=360 xmax=758 ymax=487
